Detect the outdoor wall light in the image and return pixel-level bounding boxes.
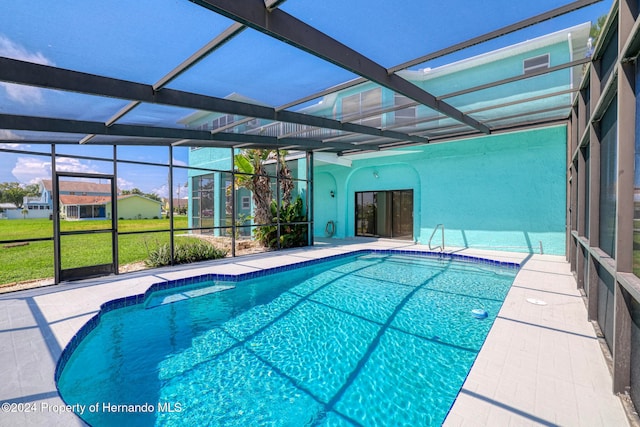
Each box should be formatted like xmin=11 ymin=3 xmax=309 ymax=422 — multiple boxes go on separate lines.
xmin=373 ymin=171 xmax=379 ymax=179
xmin=330 ymin=190 xmax=335 ymax=198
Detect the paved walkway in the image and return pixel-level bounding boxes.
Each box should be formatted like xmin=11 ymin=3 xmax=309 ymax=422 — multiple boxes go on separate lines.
xmin=0 ymin=240 xmax=631 ymax=426
xmin=444 ymin=252 xmax=629 ymax=426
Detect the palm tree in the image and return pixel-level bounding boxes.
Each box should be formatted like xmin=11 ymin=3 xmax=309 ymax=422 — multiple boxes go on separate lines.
xmin=234 ymin=149 xmax=304 ymax=247
xmin=234 ymin=149 xmax=273 ymax=225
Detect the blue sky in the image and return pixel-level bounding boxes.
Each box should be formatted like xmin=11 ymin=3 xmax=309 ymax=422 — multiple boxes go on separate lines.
xmin=0 ymin=0 xmax=615 ymax=196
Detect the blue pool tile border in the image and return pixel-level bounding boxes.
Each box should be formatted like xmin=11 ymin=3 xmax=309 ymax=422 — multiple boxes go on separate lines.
xmin=54 ymin=249 xmax=520 ymax=383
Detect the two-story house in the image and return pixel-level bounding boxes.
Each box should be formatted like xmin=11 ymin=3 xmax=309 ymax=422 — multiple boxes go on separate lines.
xmin=183 ymin=22 xmax=590 ymax=254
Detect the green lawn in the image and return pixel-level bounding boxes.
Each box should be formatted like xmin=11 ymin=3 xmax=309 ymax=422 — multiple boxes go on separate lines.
xmin=0 ymin=217 xmax=189 ymax=285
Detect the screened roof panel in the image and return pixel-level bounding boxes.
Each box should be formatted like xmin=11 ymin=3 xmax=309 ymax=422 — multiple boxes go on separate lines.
xmin=165 ymin=28 xmax=358 ymax=107
xmin=466 ymin=93 xmax=575 ymax=123
xmin=0 ymin=0 xmax=233 ymax=84
xmin=397 ymin=22 xmax=590 ymax=98
xmin=416 ymin=123 xmax=475 ymax=139
xmin=116 ymin=103 xmax=204 ymax=129
xmin=0 ymin=1 xmax=614 ymax=155
xmin=401 ymin=3 xmax=604 ymax=71
xmin=0 ymin=130 xmax=88 ymax=144
xmin=281 ymin=0 xmax=582 ymax=68
xmin=321 ymin=134 xmax=397 ymax=146
xmin=89 ymin=135 xmax=184 ymax=150
xmin=484 ymin=108 xmax=572 ymax=129
xmin=0 ymin=138 xmax=51 ymax=154
xmin=443 ymin=66 xmax=584 ymax=112
xmin=0 ymin=85 xmax=132 ymax=122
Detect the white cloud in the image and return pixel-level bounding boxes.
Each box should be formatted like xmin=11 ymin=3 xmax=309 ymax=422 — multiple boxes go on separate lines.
xmin=172 ymin=157 xmax=187 ymax=167
xmin=152 ymin=184 xmax=170 ymax=199
xmin=0 ymin=130 xmax=24 ymax=143
xmin=0 ymin=143 xmax=25 ymax=150
xmin=54 ymin=157 xmax=100 ymax=174
xmin=2 ymin=82 xmax=45 ymax=105
xmin=0 ymin=35 xmax=52 ymax=65
xmin=150 ymin=183 xmax=189 ymax=199
xmin=117 ymin=177 xmax=135 ymax=191
xmin=10 ymin=156 xmax=109 ymax=184
xmin=11 ymin=157 xmax=51 ymax=184
xmin=0 ymin=35 xmax=54 ymax=105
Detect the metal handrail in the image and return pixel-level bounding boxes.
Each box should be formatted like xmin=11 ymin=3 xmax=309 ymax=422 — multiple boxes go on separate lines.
xmin=428 ymin=223 xmax=444 ymax=252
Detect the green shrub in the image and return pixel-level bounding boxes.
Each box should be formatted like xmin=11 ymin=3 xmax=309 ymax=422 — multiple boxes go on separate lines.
xmin=145 ymin=238 xmax=228 ymax=267
xmin=254 ymin=197 xmax=307 ymax=249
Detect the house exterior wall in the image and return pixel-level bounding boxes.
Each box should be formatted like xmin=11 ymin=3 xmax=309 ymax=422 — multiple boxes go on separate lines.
xmin=4 ymin=209 xmax=52 ymax=220
xmin=109 ymin=196 xmax=162 ymax=220
xmin=314 ymin=126 xmax=567 ymax=254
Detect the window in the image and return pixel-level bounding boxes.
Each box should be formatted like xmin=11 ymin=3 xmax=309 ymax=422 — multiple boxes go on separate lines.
xmin=523 ymin=54 xmax=550 ymax=74
xmin=212 ymin=114 xmax=235 ymax=130
xmin=191 ymin=174 xmax=215 ymax=230
xmin=241 ymin=196 xmax=250 ymax=210
xmin=394 ymin=94 xmax=416 ymax=126
xmin=342 ymin=88 xmax=382 ymax=128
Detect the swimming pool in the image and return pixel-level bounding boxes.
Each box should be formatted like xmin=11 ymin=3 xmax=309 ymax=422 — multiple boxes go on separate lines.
xmin=56 ymin=251 xmax=518 ymax=426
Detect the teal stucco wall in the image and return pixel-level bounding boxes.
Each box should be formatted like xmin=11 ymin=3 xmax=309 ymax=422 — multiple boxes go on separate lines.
xmin=314 ymin=125 xmax=567 ymax=254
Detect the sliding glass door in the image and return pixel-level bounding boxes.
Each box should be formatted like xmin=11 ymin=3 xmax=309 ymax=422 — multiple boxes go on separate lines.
xmin=355 ymin=190 xmax=413 ymax=239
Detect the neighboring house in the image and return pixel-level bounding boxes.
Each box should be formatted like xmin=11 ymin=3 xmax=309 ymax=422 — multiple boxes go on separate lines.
xmin=23 ymin=179 xmax=112 ymax=219
xmin=183 ymin=23 xmax=590 ymax=254
xmin=60 ymin=194 xmax=161 ymax=220
xmin=0 ymin=202 xmax=19 ymax=219
xmin=15 ymin=179 xmax=162 ymax=220
xmin=110 ymin=195 xmax=162 ymax=220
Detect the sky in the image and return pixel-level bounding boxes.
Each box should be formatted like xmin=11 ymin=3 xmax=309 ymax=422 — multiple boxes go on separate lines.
xmin=0 ymin=0 xmax=615 ymax=197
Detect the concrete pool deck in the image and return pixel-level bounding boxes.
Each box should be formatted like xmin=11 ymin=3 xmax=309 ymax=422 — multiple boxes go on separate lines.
xmin=0 ymin=239 xmax=632 ymax=426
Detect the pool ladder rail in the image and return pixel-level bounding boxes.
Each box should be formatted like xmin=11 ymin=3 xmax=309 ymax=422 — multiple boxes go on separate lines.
xmin=428 ymin=223 xmax=445 ymax=252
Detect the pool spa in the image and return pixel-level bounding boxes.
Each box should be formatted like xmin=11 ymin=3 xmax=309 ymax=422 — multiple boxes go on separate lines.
xmin=56 ymin=250 xmax=519 ymax=426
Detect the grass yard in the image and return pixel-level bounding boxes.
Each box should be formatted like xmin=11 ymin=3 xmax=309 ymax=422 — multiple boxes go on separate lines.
xmin=0 ymin=217 xmax=189 ymax=285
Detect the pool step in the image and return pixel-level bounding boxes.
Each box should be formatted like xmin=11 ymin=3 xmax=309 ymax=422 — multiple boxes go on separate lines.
xmin=145 ymin=284 xmax=235 ymax=309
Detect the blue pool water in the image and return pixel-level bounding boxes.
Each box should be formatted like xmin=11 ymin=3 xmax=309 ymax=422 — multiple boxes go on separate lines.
xmin=57 ymin=252 xmax=518 ymax=426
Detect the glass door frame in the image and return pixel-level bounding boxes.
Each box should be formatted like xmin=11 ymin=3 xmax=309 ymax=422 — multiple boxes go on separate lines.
xmin=53 ymin=172 xmax=118 ymax=282
xmin=354 ymin=189 xmax=413 ymax=240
